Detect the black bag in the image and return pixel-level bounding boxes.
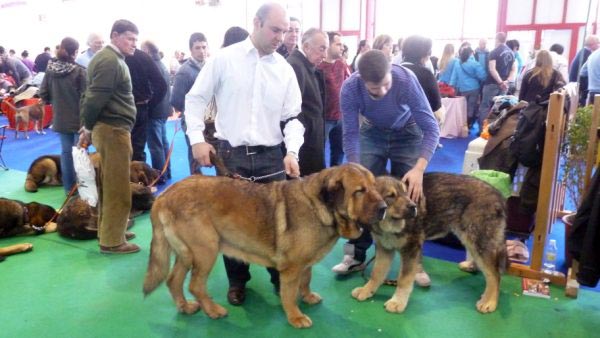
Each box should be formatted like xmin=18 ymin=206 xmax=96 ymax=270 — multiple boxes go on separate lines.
xmin=509 ymin=101 xmax=548 ymax=167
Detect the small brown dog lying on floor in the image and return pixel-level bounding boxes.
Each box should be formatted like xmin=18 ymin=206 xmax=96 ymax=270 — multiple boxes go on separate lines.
xmin=4 ymin=99 xmax=45 ymax=139
xmin=352 ymin=173 xmax=507 ymax=314
xmin=0 ymin=197 xmax=57 ymax=238
xmin=24 ymin=154 xmax=159 ymax=192
xmin=56 ymin=182 xmax=155 ymax=239
xmin=25 ymin=155 xmax=62 ymax=192
xmin=143 ymin=163 xmax=387 ymax=329
xmin=130 ymin=161 xmax=160 ymax=186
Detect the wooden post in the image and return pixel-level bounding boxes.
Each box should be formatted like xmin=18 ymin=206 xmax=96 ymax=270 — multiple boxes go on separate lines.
xmin=508 ymin=92 xmax=567 ymax=285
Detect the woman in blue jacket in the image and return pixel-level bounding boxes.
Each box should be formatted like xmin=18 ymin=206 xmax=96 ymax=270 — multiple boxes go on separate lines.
xmin=450 ymin=46 xmax=487 ymax=128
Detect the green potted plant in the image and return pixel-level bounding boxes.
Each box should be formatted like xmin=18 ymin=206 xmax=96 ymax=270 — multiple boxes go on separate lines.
xmin=560 ymin=104 xmax=595 ymax=265
xmin=560 ymin=104 xmax=594 ymax=214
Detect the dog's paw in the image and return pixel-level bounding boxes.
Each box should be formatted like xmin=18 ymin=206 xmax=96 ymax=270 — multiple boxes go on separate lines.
xmin=384 ymin=296 xmax=408 ymax=313
xmin=203 ymin=302 xmax=228 ymax=319
xmin=476 ymin=297 xmax=497 ymax=313
xmin=177 ymin=301 xmax=201 ymax=315
xmin=351 ymin=286 xmax=374 ymax=301
xmin=302 ymin=292 xmax=322 ymax=305
xmin=288 ymin=314 xmax=312 ymax=328
xmin=458 ymin=260 xmax=478 ymax=273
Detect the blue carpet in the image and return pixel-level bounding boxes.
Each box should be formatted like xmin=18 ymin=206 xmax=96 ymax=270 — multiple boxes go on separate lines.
xmin=1 ymin=114 xmax=597 ymax=292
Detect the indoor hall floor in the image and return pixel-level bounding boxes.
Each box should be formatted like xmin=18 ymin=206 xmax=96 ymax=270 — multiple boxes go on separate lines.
xmin=1 ymin=116 xmax=599 ymax=337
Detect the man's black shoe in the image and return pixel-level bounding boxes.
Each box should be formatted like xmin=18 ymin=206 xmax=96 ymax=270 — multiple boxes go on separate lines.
xmin=227 ymin=286 xmax=246 ymax=306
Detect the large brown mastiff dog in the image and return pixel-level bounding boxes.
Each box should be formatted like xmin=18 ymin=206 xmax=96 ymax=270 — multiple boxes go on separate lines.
xmin=143 ymin=163 xmax=387 ymax=328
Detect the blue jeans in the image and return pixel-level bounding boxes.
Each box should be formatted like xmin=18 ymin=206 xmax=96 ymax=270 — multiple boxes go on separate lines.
xmin=478 ymin=83 xmax=507 ymax=128
xmin=217 ymin=140 xmax=284 ymax=288
xmin=348 ymin=120 xmax=423 ymax=261
xmin=147 ymin=118 xmax=170 ymax=178
xmin=459 ymin=89 xmax=480 ymax=126
xmin=59 ymin=132 xmax=79 ymax=194
xmin=325 ymin=120 xmax=344 ymax=166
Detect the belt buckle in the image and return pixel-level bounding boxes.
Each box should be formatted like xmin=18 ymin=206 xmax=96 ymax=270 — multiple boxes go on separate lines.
xmin=245 ymin=146 xmax=257 ymax=156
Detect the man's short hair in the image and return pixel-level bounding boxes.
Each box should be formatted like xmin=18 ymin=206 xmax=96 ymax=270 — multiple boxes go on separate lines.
xmin=358 ymin=50 xmax=391 ymax=83
xmin=44 ymin=47 xmax=51 ymax=52
xmin=401 ymin=35 xmax=432 ymax=63
xmin=496 ymin=32 xmax=507 ymax=44
xmin=142 ymin=40 xmax=159 ymax=56
xmin=301 ymin=28 xmax=326 ymax=45
xmin=110 ymin=19 xmax=138 ymax=37
xmin=189 ymin=32 xmax=207 ymax=50
xmin=327 ymin=31 xmax=341 ymax=44
xmin=550 ymin=43 xmax=564 ymax=55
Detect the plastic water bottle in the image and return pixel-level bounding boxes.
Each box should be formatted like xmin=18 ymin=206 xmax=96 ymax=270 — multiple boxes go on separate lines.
xmin=543 ymin=239 xmax=558 ymax=276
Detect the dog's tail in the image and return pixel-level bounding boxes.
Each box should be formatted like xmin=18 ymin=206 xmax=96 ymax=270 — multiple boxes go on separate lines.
xmin=143 ymin=200 xmax=172 ymax=296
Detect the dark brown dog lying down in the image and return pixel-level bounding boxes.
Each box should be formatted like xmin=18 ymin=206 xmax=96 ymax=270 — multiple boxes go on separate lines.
xmin=56 ymin=183 xmax=155 ymax=239
xmin=143 ymin=163 xmax=387 ymax=329
xmin=352 ymin=173 xmax=507 ymax=314
xmin=25 ymin=153 xmax=160 ymax=192
xmin=0 ymin=198 xmax=57 ymax=238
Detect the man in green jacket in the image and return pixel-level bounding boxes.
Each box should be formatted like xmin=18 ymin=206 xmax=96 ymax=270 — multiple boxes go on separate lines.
xmin=79 ymin=19 xmax=140 ymax=254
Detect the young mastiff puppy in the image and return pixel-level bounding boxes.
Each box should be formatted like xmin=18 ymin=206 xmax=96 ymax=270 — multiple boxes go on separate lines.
xmin=143 ymin=163 xmax=387 ymax=328
xmin=352 ymin=173 xmax=507 ymax=314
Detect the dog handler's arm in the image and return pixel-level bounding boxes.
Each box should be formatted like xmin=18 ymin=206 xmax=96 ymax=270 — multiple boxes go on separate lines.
xmin=185 ymin=58 xmax=219 ymax=166
xmin=402 ymin=157 xmax=428 ymax=203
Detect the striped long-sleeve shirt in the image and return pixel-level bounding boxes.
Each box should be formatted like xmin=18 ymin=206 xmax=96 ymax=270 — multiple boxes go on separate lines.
xmin=340 ymin=64 xmax=440 ymax=163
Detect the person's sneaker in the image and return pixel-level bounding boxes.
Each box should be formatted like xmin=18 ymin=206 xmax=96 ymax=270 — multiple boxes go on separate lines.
xmin=100 ymin=242 xmax=140 ymax=254
xmin=332 ymin=255 xmax=365 ymax=274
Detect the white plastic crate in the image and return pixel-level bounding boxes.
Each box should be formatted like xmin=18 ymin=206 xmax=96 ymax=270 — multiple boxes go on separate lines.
xmin=462 ymin=137 xmax=488 ymax=174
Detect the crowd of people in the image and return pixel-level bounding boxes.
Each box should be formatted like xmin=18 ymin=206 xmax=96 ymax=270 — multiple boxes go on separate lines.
xmin=1 ymin=1 xmax=597 ymax=307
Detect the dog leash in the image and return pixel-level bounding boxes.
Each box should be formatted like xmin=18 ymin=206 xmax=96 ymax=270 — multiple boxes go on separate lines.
xmin=30 ymin=183 xmax=79 ymax=233
xmin=230 ymin=170 xmax=287 ymax=182
xmin=149 ymin=120 xmax=182 ymax=188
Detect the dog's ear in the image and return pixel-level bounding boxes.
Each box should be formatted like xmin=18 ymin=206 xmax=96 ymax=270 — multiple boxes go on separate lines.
xmin=318 ymin=167 xmax=344 ymax=205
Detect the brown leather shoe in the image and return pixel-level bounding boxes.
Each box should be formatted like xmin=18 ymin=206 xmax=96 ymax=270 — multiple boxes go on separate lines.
xmin=125 ymin=231 xmax=136 ymax=240
xmin=100 ymin=242 xmax=140 ymax=254
xmin=227 ymin=286 xmax=246 ymax=306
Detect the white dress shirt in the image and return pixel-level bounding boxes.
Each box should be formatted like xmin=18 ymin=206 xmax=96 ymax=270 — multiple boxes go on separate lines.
xmin=185 ymin=37 xmax=304 ymax=154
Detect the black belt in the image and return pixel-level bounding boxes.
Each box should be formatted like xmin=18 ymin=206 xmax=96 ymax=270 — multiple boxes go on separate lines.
xmin=230 ymin=144 xmax=281 ymax=156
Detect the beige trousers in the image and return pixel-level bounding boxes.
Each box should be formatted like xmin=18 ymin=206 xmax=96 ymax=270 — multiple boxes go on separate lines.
xmin=92 ymin=122 xmax=132 ymax=247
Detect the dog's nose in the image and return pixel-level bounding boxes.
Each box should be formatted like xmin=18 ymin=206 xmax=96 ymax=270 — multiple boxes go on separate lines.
xmin=376 ymin=202 xmax=387 ymax=220
xmin=408 ymin=204 xmax=417 ymax=218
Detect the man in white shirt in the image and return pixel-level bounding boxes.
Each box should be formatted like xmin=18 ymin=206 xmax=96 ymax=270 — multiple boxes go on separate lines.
xmin=75 ymin=33 xmax=104 ymax=68
xmin=184 ymin=2 xmax=304 ymax=306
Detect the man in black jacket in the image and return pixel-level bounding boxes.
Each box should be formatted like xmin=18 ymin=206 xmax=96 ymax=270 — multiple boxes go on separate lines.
xmin=286 ymin=28 xmax=328 ymax=176
xmin=126 ymin=48 xmax=168 ymax=162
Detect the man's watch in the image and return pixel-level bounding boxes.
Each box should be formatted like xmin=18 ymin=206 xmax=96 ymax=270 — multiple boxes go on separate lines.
xmin=287 ymin=151 xmax=299 ymax=162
